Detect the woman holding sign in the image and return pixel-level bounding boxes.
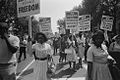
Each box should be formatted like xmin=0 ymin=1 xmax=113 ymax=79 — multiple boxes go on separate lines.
xmin=65 ymin=35 xmax=77 ymax=70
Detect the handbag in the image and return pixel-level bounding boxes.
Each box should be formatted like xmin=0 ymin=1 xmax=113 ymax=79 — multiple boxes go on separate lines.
xmin=47 ymin=56 xmax=56 ymax=74
xmin=108 ymin=64 xmax=120 ymax=80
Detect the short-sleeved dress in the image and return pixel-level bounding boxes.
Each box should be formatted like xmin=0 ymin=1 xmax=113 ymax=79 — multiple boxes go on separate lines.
xmin=86 ymin=44 xmax=113 ymax=80
xmin=76 ymin=37 xmax=85 ymax=59
xmin=66 ymin=39 xmax=77 ymax=62
xmin=32 ymin=43 xmax=52 ymax=80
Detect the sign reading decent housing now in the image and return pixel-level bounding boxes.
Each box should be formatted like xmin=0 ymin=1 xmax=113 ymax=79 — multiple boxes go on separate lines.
xmin=39 ymin=17 xmax=52 ymax=33
xmin=39 ymin=17 xmax=53 ymax=38
xmin=17 ymin=0 xmax=40 ymax=17
xmin=78 ymin=14 xmax=91 ymax=31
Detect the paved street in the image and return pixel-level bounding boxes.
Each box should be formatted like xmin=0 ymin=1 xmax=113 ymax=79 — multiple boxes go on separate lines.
xmin=16 ymin=55 xmax=87 ymax=80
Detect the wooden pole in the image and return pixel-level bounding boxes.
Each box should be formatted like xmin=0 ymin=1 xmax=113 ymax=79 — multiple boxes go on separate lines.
xmin=27 ymin=16 xmax=32 ymax=56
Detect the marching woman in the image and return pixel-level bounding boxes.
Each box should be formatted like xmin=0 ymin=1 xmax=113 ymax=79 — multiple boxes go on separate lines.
xmin=32 ymin=32 xmax=52 ymax=80
xmin=86 ymin=30 xmax=113 ymax=80
xmin=66 ymin=35 xmax=77 ymax=70
xmin=76 ymin=32 xmax=85 ymax=68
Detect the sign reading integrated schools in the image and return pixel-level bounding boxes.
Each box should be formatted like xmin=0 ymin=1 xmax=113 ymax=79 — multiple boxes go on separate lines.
xmin=100 ymin=15 xmax=114 ymax=31
xmin=78 ymin=15 xmax=91 ymax=31
xmin=65 ymin=11 xmax=79 ymax=29
xmin=17 ymin=0 xmax=40 ymax=17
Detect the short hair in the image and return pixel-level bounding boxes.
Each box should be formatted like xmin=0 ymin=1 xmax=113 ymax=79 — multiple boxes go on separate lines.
xmin=92 ymin=30 xmax=105 ymax=44
xmin=0 ymin=22 xmax=9 ymax=34
xmin=34 ymin=32 xmax=48 ymax=42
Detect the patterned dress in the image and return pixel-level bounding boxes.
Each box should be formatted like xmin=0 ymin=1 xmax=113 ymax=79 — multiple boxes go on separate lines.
xmin=66 ymin=40 xmax=77 ymax=62
xmin=86 ymin=44 xmax=113 ymax=80
xmin=32 ymin=43 xmax=52 ymax=80
xmin=76 ymin=37 xmax=85 ymax=59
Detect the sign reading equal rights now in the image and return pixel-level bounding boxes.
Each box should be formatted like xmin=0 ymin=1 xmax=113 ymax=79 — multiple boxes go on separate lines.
xmin=17 ymin=0 xmax=40 ymax=17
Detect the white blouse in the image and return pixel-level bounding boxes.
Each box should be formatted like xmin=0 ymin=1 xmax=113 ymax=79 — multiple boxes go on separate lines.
xmin=32 ymin=43 xmax=52 ymax=58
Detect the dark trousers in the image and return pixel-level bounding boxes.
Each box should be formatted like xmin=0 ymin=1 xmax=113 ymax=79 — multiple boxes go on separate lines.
xmin=59 ymin=52 xmax=67 ymax=62
xmin=54 ymin=47 xmax=57 ymax=55
xmin=69 ymin=61 xmax=76 ymax=69
xmin=18 ymin=47 xmax=26 ymax=61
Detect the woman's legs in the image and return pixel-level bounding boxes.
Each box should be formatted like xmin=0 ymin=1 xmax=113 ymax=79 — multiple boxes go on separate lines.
xmin=73 ymin=61 xmax=76 ymax=69
xmin=69 ymin=61 xmax=72 ymax=68
xmin=79 ymin=58 xmax=83 ymax=68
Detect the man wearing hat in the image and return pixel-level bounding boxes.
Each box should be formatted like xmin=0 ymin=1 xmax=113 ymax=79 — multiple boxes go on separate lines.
xmin=0 ymin=22 xmax=20 ymax=80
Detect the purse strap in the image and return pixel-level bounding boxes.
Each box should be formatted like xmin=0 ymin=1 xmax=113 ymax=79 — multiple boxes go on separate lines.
xmin=112 ymin=42 xmax=115 ymax=50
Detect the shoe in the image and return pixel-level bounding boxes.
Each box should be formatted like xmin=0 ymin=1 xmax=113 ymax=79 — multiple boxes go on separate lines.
xmin=69 ymin=66 xmax=72 ymax=69
xmin=23 ymin=58 xmax=26 ymax=60
xmin=73 ymin=68 xmax=77 ymax=71
xmin=18 ymin=60 xmax=21 ymax=63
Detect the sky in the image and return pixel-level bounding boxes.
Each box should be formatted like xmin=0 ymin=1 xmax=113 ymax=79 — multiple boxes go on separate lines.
xmin=35 ymin=0 xmax=83 ymax=33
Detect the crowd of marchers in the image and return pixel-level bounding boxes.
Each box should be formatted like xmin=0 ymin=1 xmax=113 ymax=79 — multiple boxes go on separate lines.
xmin=0 ymin=21 xmax=120 ymax=80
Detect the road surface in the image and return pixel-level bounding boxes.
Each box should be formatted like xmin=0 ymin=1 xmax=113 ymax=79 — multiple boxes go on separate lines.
xmin=16 ymin=55 xmax=87 ymax=80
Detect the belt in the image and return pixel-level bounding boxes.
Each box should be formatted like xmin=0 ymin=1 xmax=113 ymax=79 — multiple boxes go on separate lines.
xmin=0 ymin=62 xmax=16 ymax=67
xmin=35 ymin=57 xmax=48 ymax=61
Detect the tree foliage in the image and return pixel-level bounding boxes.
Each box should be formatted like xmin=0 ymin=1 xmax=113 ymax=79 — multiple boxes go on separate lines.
xmin=57 ymin=0 xmax=119 ymax=33
xmin=0 ymin=0 xmax=39 ymax=37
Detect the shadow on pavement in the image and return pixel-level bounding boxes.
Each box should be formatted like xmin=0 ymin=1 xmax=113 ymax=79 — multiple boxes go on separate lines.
xmin=52 ymin=68 xmax=76 ymax=79
xmin=55 ymin=62 xmax=68 ymax=71
xmin=51 ymin=62 xmax=87 ymax=79
xmin=20 ymin=68 xmax=34 ymax=76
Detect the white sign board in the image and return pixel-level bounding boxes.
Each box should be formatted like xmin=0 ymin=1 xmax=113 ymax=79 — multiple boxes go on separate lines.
xmin=100 ymin=15 xmax=114 ymax=31
xmin=78 ymin=15 xmax=91 ymax=31
xmin=17 ymin=0 xmax=40 ymax=17
xmin=65 ymin=11 xmax=79 ymax=29
xmin=39 ymin=17 xmax=52 ymax=33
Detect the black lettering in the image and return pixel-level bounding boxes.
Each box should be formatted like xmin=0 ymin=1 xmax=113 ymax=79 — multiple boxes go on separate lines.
xmin=18 ymin=3 xmax=40 ymax=13
xmin=18 ymin=0 xmax=24 ymax=2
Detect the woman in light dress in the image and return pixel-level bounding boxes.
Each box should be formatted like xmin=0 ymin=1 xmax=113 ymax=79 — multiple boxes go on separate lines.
xmin=66 ymin=35 xmax=77 ymax=70
xmin=76 ymin=33 xmax=85 ymax=68
xmin=32 ymin=32 xmax=52 ymax=80
xmin=86 ymin=30 xmax=113 ymax=80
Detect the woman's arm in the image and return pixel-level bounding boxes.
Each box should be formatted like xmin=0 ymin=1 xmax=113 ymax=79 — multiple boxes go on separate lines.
xmin=87 ymin=62 xmax=93 ymax=80
xmin=108 ymin=42 xmax=114 ymax=52
xmin=4 ymin=34 xmax=18 ymax=53
xmin=86 ymin=46 xmax=93 ymax=80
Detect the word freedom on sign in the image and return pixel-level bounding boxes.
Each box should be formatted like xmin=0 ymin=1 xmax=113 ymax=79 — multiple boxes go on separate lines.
xmin=18 ymin=3 xmax=39 ymax=13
